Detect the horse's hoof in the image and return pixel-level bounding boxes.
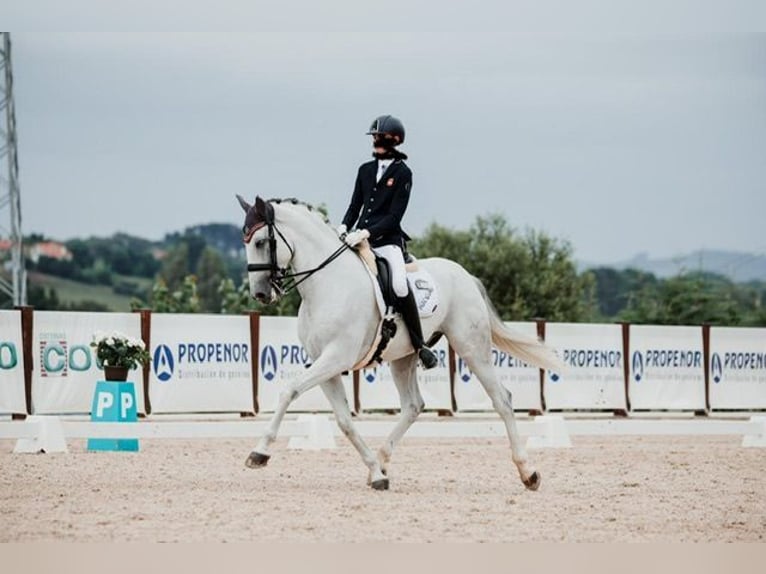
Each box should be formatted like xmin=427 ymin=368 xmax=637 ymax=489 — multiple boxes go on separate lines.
xmin=370 ymin=478 xmax=390 ymax=491
xmin=245 ymin=451 xmax=270 ymax=468
xmin=523 ymin=471 xmax=541 ymax=491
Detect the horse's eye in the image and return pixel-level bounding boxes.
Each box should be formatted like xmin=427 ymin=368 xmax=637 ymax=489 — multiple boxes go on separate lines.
xmin=242 ymin=225 xmax=249 ymax=235
xmin=255 ymin=239 xmax=266 ymax=248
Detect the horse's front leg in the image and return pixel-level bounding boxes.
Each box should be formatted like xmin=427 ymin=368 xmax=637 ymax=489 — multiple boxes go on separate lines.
xmin=244 ymin=349 xmax=384 ymax=485
xmin=245 ymin=353 xmax=341 ymax=467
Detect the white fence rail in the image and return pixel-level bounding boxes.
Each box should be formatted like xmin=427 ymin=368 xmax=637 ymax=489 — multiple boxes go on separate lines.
xmin=2 ymin=415 xmax=764 ymax=453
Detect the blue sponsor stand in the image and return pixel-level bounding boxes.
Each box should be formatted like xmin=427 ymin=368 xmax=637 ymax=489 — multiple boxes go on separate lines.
xmin=87 ymin=380 xmax=139 ymax=452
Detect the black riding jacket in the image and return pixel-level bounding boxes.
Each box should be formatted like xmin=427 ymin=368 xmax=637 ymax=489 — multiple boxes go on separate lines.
xmin=341 ymin=158 xmax=412 ymax=248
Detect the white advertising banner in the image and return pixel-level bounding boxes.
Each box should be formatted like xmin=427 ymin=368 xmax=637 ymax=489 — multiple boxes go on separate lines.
xmin=543 ymin=323 xmax=627 ymax=410
xmin=709 ymin=327 xmax=766 ymax=410
xmin=454 ymin=322 xmax=542 ymax=412
xmin=358 ymin=336 xmax=451 ymax=411
xmin=149 ymin=313 xmax=253 ymax=413
xmin=0 ymin=310 xmax=27 ymax=414
xmin=628 ymin=325 xmax=705 ymax=410
xmin=32 ymin=311 xmax=145 ymax=414
xmin=258 ymin=316 xmax=354 ymax=413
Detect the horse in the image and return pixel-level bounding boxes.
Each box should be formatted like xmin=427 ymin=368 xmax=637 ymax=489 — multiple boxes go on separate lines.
xmin=237 ymin=195 xmax=564 ymax=491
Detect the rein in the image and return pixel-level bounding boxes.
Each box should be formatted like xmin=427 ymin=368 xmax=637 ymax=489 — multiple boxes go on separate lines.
xmin=244 ymin=215 xmax=350 ymax=296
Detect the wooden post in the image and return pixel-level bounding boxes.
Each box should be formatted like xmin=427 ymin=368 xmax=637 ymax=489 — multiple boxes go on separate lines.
xmin=616 ymin=321 xmax=631 ymax=417
xmin=139 ymin=309 xmax=152 ymax=416
xmin=14 ymin=305 xmax=33 ymax=418
xmin=448 ymin=344 xmax=457 ymax=413
xmin=248 ymin=311 xmax=260 ymax=414
xmin=700 ymin=323 xmax=711 ymax=416
xmin=532 ymin=318 xmax=546 ymax=415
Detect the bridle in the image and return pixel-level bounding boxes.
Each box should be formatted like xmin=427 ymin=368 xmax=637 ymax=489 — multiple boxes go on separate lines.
xmin=243 ymin=206 xmax=350 ymax=297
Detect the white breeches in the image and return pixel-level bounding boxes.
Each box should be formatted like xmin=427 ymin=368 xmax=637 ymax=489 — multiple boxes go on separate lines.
xmin=372 ymin=244 xmax=408 ymax=298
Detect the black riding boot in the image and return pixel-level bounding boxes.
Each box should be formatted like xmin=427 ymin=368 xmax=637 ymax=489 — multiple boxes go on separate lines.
xmin=397 ymin=288 xmax=439 ymax=370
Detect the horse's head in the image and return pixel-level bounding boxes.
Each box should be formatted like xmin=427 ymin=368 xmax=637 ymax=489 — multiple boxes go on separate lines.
xmin=237 ymin=194 xmax=293 ymax=304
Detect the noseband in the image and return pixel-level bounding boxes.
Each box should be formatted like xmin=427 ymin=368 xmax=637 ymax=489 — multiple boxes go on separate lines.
xmin=243 ymin=205 xmax=350 ymax=296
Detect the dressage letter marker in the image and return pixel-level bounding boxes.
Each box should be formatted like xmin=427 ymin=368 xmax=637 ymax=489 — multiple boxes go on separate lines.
xmin=87 ymin=381 xmax=139 ymax=452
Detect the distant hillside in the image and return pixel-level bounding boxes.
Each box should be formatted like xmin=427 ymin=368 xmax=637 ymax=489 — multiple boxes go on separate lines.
xmin=580 ymin=250 xmax=766 ymax=282
xmin=27 ymin=271 xmax=143 ymax=311
xmin=164 ymin=223 xmax=243 ymax=259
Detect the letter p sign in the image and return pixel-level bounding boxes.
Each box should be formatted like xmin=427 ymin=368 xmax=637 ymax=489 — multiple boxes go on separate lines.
xmin=88 ymin=380 xmax=139 ymax=452
xmin=121 ymin=392 xmax=134 ymax=419
xmin=96 ymin=392 xmax=114 ymax=418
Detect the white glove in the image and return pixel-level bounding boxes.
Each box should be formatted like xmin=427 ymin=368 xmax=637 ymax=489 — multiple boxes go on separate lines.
xmin=335 ymin=224 xmax=347 ymax=239
xmin=344 ymin=229 xmax=370 ymax=247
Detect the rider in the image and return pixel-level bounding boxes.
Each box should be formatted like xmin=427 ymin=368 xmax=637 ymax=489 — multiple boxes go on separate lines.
xmin=337 ymin=115 xmax=439 ymax=370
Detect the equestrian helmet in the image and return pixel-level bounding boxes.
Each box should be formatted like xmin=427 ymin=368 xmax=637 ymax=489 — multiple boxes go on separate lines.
xmin=366 ymin=115 xmax=405 ymax=145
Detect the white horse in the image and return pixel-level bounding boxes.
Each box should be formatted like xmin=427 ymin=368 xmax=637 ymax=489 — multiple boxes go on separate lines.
xmin=237 ymin=196 xmax=564 ymax=491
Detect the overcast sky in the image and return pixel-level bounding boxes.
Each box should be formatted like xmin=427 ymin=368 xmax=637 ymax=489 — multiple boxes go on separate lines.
xmin=4 ymin=1 xmax=766 ymax=263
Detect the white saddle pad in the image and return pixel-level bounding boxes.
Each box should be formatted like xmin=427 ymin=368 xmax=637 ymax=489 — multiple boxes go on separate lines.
xmin=361 ymin=263 xmax=439 ymax=319
xmin=407 ymin=269 xmax=439 ymax=317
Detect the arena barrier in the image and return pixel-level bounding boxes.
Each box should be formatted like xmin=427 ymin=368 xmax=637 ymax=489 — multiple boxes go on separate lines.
xmin=1 ymin=414 xmax=764 ymax=453
xmin=1 ymin=308 xmax=765 ymax=416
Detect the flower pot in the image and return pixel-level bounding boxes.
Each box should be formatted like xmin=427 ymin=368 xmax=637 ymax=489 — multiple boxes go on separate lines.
xmin=104 ymin=366 xmax=129 ymax=382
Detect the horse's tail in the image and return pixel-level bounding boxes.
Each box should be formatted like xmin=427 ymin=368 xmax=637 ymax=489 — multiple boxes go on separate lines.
xmin=474 ymin=277 xmax=566 ymax=373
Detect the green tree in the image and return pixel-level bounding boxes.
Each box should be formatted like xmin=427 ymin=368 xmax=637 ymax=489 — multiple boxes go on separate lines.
xmin=587 ymin=267 xmax=659 ymax=319
xmin=218 ymin=277 xmax=301 ymax=316
xmin=141 ymin=275 xmax=201 ymax=313
xmin=410 ymin=214 xmax=591 ymax=321
xmin=26 ymin=284 xmax=61 ymax=310
xmin=66 ymin=233 xmax=161 ymax=280
xmin=196 ymin=247 xmax=227 ymax=312
xmin=620 ymin=272 xmax=742 ymax=325
xmin=67 ymin=238 xmax=94 ymax=269
xmin=80 ymin=258 xmax=113 ymax=285
xmin=728 ymin=280 xmax=766 ymax=326
xmin=183 ymin=234 xmax=207 ymax=274
xmin=219 ymin=278 xmax=252 ymax=314
xmin=159 ymin=243 xmax=191 ymax=292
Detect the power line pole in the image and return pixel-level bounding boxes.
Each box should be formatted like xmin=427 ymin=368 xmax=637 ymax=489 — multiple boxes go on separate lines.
xmin=0 ymin=32 xmax=26 ymax=307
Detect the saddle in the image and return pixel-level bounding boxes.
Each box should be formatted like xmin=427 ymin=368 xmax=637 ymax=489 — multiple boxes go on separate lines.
xmin=357 ymin=241 xmax=437 ymax=316
xmin=351 ymin=241 xmax=439 ymax=370
xmin=370 ymin=252 xmax=408 ymax=311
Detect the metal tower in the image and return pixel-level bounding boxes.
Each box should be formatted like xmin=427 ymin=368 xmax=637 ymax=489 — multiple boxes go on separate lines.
xmin=0 ymin=32 xmax=26 ymax=306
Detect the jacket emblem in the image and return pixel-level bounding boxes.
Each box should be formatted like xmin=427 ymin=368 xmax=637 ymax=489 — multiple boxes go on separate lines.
xmin=386 ymin=178 xmax=395 ymax=187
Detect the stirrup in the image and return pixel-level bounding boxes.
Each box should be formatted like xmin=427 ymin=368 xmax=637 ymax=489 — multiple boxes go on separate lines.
xmin=418 ymin=347 xmax=438 ymax=370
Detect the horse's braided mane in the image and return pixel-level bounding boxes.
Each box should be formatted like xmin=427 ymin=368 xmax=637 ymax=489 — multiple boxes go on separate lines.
xmin=266 ymin=197 xmax=331 ymax=225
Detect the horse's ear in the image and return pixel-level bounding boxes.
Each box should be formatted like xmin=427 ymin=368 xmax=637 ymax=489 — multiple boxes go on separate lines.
xmin=254 ymin=196 xmax=266 ymax=215
xmin=236 ymin=194 xmax=251 ymax=214
xmin=255 ymin=196 xmax=274 ymax=224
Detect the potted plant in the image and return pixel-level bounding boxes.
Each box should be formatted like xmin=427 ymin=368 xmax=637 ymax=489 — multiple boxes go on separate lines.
xmin=90 ymin=331 xmax=150 ymax=381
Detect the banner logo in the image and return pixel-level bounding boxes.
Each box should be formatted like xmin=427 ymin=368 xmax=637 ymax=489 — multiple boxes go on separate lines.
xmin=153 ymin=345 xmax=175 ymax=382
xmin=457 ymin=358 xmax=472 ymax=383
xmin=0 ymin=342 xmax=19 ymax=370
xmin=260 ymin=345 xmax=278 ymax=382
xmin=38 ymin=335 xmax=94 ymax=377
xmin=711 ymin=353 xmax=723 ymax=384
xmin=632 ymin=351 xmax=644 ymax=382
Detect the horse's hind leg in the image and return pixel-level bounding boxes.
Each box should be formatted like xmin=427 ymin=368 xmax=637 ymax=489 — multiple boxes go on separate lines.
xmin=377 ymin=354 xmax=425 ymax=476
xmin=319 ymin=376 xmax=388 ymax=490
xmin=460 ymin=352 xmax=540 ymax=491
